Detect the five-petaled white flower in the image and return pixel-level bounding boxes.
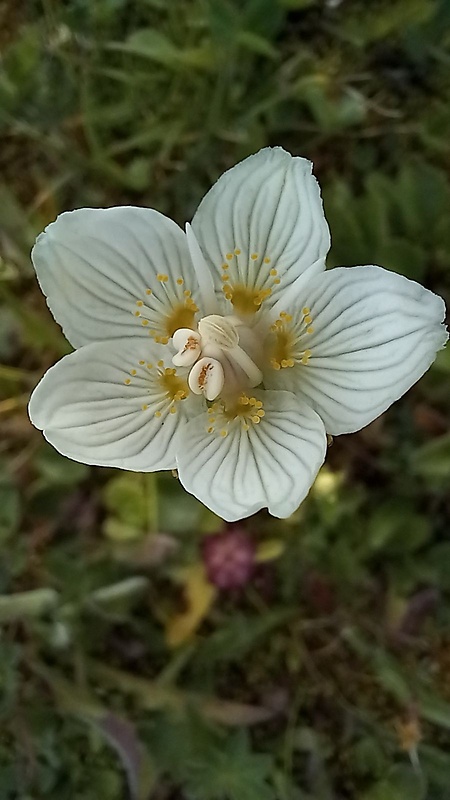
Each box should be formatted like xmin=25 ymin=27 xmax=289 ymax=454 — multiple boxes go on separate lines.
xmin=29 ymin=148 xmax=447 ymax=521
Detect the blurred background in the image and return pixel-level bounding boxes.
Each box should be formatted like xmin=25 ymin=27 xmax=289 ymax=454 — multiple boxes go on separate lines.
xmin=1 ymin=1 xmax=450 ymax=798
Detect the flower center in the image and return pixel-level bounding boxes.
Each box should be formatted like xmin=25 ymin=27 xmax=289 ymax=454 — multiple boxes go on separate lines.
xmin=172 ymin=314 xmax=263 ymax=401
xmin=269 ymin=308 xmax=314 ymax=370
xmin=206 ymin=394 xmax=266 ymax=437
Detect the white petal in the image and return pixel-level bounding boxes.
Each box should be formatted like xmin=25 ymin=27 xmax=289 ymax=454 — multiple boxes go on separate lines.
xmin=271 ymin=266 xmax=448 ymax=435
xmin=29 ymin=339 xmax=195 ymax=471
xmin=185 ymin=223 xmax=218 ymax=316
xmin=176 ymin=390 xmax=327 ymax=521
xmin=32 ymin=207 xmax=199 ymax=348
xmin=191 ymin=147 xmax=330 ymax=316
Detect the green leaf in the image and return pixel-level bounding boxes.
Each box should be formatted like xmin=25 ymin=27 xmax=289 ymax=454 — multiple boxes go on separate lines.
xmin=420 ymin=744 xmax=450 ymax=788
xmin=196 ymin=610 xmax=292 ymax=665
xmin=377 ymin=238 xmax=426 ymax=280
xmin=279 ymin=0 xmax=317 ymax=8
xmin=342 ymin=630 xmax=411 ymax=703
xmin=433 ymin=346 xmax=450 ymax=374
xmin=412 ymin=433 xmax=450 ymax=482
xmin=236 ymin=31 xmax=278 ymax=59
xmin=366 ymin=503 xmax=431 ymax=555
xmin=35 ymin=445 xmax=90 ymax=486
xmin=103 ymin=473 xmax=151 ymax=530
xmin=0 ymin=470 xmax=20 ymax=542
xmin=36 ymin=667 xmax=157 ymax=800
xmin=89 ymin=661 xmax=275 ymax=726
xmin=424 ymin=543 xmax=450 ymax=591
xmin=110 ymin=30 xmax=213 ymax=70
xmin=185 ymin=728 xmax=276 ymax=800
xmin=417 ymin=689 xmax=450 ymax=731
xmin=0 ymin=588 xmax=59 ymax=622
xmin=362 ymin=764 xmax=426 ymax=800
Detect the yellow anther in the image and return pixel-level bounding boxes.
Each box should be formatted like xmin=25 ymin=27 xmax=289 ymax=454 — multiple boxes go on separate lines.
xmin=157 ymin=360 xmax=164 ymax=367
xmin=281 ymin=359 xmax=289 ymax=368
xmin=124 ymin=378 xmax=131 ymax=385
xmin=271 ymin=359 xmax=281 ymax=370
xmin=252 ymin=415 xmax=261 ymax=424
xmin=142 ymin=404 xmax=148 ymax=411
xmin=209 ymin=418 xmax=215 ymax=424
xmin=207 ymin=426 xmax=214 ymax=434
xmin=222 ymin=263 xmax=228 ymax=270
xmin=251 ymin=253 xmax=258 ymax=260
xmin=307 ymin=326 xmax=314 ymax=334
xmin=176 ymin=277 xmax=184 ymax=285
xmin=273 ymin=278 xmax=281 ymax=285
xmin=136 ymin=300 xmax=143 ymax=307
xmin=302 ymin=307 xmax=310 ymax=315
xmin=146 ymin=288 xmax=152 ymax=295
xmin=226 ymin=253 xmax=233 ymax=260
xmin=257 ymin=409 xmax=265 ymax=417
xmin=264 ymin=257 xmax=271 ymax=264
xmin=234 ymin=248 xmax=241 ymax=255
xmin=169 ymin=406 xmax=177 ymax=414
xmin=184 ymin=289 xmax=191 ymax=297
xmin=130 ymin=369 xmax=137 ymax=376
xmin=155 ymin=410 xmax=162 ymax=418
xmin=249 ymin=397 xmax=257 ymax=406
xmin=255 ymin=400 xmax=263 ymax=408
xmin=147 ymin=363 xmax=153 ymax=369
xmin=304 ymin=349 xmax=312 ymax=358
xmin=220 ymin=429 xmax=228 ymax=437
xmin=142 ymin=319 xmax=149 ymax=326
xmin=134 ymin=311 xmax=141 ymax=317
xmin=139 ymin=360 xmax=145 ymax=365
xmin=221 ymin=275 xmax=229 ymax=282
xmin=270 ymin=268 xmax=277 ymax=276
xmin=157 ymin=274 xmax=168 ymax=282
xmin=304 ymin=315 xmax=312 ymax=325
xmin=242 ymin=423 xmax=250 ymax=431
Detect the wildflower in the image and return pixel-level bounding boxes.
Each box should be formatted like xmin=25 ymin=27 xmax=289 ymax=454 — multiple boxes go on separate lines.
xmin=29 ymin=148 xmax=447 ymax=521
xmin=202 ymin=528 xmax=256 ymax=590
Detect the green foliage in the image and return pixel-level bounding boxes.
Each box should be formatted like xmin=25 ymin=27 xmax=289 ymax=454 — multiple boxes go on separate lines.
xmin=362 ymin=764 xmax=427 ymax=800
xmin=326 ymin=162 xmax=450 ymax=278
xmin=1 ymin=0 xmax=450 ymax=797
xmin=145 ymin=715 xmax=276 ymax=800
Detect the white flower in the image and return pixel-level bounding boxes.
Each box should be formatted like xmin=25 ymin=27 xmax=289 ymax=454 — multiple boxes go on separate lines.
xmin=29 ymin=148 xmax=447 ymax=521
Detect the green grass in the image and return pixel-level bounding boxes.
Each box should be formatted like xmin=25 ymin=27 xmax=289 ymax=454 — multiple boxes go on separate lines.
xmin=1 ymin=0 xmax=450 ymax=797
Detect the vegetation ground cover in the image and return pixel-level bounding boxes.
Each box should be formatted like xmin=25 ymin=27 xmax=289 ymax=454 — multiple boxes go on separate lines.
xmin=1 ymin=1 xmax=450 ymax=797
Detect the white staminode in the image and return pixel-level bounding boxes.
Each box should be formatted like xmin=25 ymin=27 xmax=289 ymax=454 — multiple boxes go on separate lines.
xmin=28 ymin=147 xmax=448 ymax=522
xmin=198 ymin=314 xmax=239 ymax=350
xmin=188 ymin=357 xmax=224 ymax=400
